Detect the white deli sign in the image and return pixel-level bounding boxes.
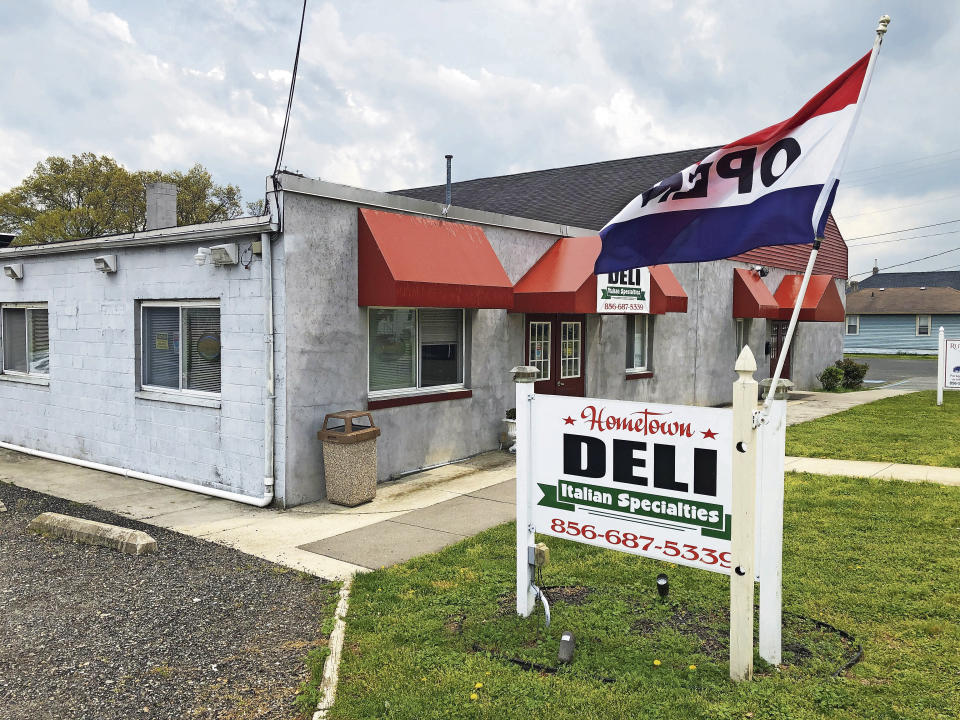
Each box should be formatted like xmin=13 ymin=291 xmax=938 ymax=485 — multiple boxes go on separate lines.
xmin=528 ymin=393 xmax=733 ymax=574
xmin=597 ymin=267 xmax=651 ymax=314
xmin=945 ymin=338 xmax=960 ymax=389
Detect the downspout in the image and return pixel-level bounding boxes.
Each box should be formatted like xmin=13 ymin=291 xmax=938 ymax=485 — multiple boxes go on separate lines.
xmin=261 ymin=230 xmax=277 ymax=506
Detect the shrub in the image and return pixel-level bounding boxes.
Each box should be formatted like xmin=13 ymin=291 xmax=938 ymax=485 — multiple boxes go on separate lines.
xmin=817 ymin=366 xmax=843 ymax=391
xmin=835 ymin=358 xmax=869 ymax=389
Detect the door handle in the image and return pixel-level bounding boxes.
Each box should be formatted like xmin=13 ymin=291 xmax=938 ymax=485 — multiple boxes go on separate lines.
xmin=558 ymin=381 xmax=565 ymax=386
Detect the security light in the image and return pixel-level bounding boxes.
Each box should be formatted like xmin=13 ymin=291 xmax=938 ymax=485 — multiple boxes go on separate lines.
xmin=3 ymin=263 xmax=23 ymax=280
xmin=751 ymin=264 xmax=770 ymax=277
xmin=656 ymin=573 xmax=669 ymax=599
xmin=208 ymin=243 xmax=239 ymax=266
xmin=93 ymin=255 xmax=118 ymax=273
xmin=194 ymin=247 xmax=211 ymax=266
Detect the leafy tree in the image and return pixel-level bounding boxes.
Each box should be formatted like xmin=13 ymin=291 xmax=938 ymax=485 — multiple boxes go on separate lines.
xmin=0 ymin=153 xmax=253 ymax=245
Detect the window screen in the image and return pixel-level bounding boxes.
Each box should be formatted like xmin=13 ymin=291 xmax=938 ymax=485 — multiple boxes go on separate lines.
xmin=369 ymin=309 xmax=417 ymax=392
xmin=419 ymin=309 xmax=463 ymax=387
xmin=846 ymin=315 xmax=859 ymax=335
xmin=627 ymin=315 xmax=648 ymax=371
xmin=917 ymin=315 xmax=931 ymax=336
xmin=183 ymin=307 xmax=221 ymax=393
xmin=28 ymin=309 xmax=49 ymax=375
xmin=2 ymin=308 xmax=28 ymax=373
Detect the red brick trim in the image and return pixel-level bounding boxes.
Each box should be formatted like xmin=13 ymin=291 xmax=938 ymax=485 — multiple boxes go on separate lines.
xmin=625 ymin=371 xmax=654 ymax=380
xmin=367 ymin=389 xmax=472 ymax=410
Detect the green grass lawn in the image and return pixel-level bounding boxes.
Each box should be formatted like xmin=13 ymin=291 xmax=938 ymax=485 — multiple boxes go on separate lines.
xmin=324 ymin=473 xmax=960 ymax=719
xmin=786 ymin=390 xmax=960 ymax=467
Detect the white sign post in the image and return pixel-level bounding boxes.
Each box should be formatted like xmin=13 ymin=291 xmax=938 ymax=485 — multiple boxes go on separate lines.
xmin=758 ymin=380 xmax=788 ymax=666
xmin=512 ymin=348 xmax=763 ymax=682
xmin=938 ymin=327 xmax=960 ymax=406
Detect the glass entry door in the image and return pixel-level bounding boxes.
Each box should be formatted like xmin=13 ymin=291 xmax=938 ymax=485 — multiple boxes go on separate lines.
xmin=525 ymin=314 xmax=585 ymax=396
xmin=768 ymin=320 xmax=792 ymax=380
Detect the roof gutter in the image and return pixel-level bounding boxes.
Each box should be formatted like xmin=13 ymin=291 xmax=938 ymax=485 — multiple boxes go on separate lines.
xmin=0 ymin=215 xmax=277 ymax=259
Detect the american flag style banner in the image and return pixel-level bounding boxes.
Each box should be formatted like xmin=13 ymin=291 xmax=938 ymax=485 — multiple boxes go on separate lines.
xmin=595 ymin=50 xmax=875 ymax=274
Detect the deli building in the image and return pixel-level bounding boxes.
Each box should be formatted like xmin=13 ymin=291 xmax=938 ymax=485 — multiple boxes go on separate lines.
xmin=0 ymin=148 xmax=847 ymax=507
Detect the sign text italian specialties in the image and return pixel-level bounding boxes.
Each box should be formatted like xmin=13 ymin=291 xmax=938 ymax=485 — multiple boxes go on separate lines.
xmin=528 ymin=394 xmax=732 ymax=574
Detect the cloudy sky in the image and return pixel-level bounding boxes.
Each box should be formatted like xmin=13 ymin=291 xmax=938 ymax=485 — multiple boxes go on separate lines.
xmin=1 ymin=1 xmax=957 ymax=277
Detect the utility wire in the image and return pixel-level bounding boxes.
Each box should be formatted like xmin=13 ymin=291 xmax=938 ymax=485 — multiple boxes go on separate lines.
xmin=836 ymin=190 xmax=960 ymax=219
xmin=842 ymin=147 xmax=960 ymax=176
xmin=848 ymin=228 xmax=960 ymax=248
xmin=273 ymin=0 xmax=308 ymax=178
xmin=845 ymin=218 xmax=960 ymax=241
xmin=851 ymin=245 xmax=960 ymax=277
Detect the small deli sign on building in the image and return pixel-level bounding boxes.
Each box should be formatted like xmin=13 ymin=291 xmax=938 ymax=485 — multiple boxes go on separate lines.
xmin=596 ymin=267 xmax=650 ymax=314
xmin=529 ymin=394 xmax=732 ymax=573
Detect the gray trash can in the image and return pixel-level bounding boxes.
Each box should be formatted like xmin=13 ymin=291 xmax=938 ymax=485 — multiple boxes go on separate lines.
xmin=318 ymin=411 xmax=381 ymax=507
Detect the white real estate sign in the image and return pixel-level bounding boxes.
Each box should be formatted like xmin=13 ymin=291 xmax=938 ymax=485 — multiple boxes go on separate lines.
xmin=596 ymin=267 xmax=650 ymax=314
xmin=527 ymin=394 xmax=732 ymax=574
xmin=945 ymin=339 xmax=960 ymax=389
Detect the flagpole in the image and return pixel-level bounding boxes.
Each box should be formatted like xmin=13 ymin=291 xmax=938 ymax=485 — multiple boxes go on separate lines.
xmin=762 ymin=14 xmax=890 ymax=413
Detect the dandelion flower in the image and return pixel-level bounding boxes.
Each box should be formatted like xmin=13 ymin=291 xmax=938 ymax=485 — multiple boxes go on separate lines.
xmin=653 ymin=659 xmax=661 ymax=666
xmin=689 ymin=664 xmax=697 ymax=671
xmin=475 ymin=682 xmax=483 ymax=689
xmin=470 ymin=693 xmax=479 ymax=701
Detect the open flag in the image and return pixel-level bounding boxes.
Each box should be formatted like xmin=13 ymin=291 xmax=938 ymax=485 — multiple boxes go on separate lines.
xmin=594 ymin=50 xmax=876 ymax=274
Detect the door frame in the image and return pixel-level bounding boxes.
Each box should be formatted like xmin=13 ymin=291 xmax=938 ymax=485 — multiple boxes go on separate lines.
xmin=524 ymin=313 xmax=586 ymax=396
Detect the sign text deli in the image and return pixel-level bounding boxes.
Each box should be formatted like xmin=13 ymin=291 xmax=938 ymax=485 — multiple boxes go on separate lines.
xmin=530 ymin=394 xmax=733 ymax=573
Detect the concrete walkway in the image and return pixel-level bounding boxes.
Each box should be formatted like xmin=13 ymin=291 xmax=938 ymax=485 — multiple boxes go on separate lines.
xmin=785 ymin=386 xmax=912 ymax=425
xmin=785 ymin=456 xmax=960 ymax=486
xmin=0 ymin=447 xmax=515 ymax=580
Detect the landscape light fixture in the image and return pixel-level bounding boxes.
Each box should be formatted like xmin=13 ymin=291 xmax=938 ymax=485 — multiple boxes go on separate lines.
xmin=656 ymin=573 xmax=669 ymax=599
xmin=558 ymin=631 xmax=576 ymax=664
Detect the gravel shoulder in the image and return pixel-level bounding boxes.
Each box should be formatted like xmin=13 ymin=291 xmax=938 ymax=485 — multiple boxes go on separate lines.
xmin=0 ymin=482 xmax=339 ymax=720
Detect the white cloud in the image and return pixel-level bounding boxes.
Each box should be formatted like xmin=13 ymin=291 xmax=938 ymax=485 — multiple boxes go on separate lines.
xmin=55 ymin=0 xmax=133 ymax=44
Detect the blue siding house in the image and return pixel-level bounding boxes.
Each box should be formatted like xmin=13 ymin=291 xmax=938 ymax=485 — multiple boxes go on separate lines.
xmin=844 ymin=276 xmax=960 ymax=354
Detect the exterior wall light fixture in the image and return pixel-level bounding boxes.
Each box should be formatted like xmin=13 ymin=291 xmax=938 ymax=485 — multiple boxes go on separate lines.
xmin=93 ymin=255 xmax=118 ymax=273
xmin=3 ymin=263 xmax=23 ymax=280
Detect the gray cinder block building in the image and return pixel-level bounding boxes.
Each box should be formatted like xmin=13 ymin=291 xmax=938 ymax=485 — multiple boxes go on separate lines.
xmin=0 ymin=151 xmax=847 ymax=507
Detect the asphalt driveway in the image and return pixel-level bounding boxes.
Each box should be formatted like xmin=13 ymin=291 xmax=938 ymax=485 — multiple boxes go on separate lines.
xmin=857 ymin=355 xmax=938 ymax=391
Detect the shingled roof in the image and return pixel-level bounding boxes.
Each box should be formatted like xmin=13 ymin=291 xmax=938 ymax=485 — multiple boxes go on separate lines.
xmin=391 ymin=147 xmax=719 ymax=231
xmin=855 ymin=271 xmax=960 ymax=292
xmin=846 ymin=286 xmax=960 ymax=314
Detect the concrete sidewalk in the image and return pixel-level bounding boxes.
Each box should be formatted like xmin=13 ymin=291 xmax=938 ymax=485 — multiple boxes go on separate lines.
xmin=786 ymin=456 xmax=960 ymax=486
xmin=0 ymin=447 xmax=515 ymax=580
xmin=785 ymin=386 xmax=911 ymax=425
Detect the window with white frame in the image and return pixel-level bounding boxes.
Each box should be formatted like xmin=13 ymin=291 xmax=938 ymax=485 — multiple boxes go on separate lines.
xmin=916 ymin=314 xmax=931 ymax=337
xmin=846 ymin=315 xmax=860 ymax=335
xmin=368 ymin=308 xmax=465 ymax=395
xmin=626 ymin=315 xmax=650 ymax=372
xmin=141 ymin=302 xmax=221 ymax=395
xmin=1 ymin=304 xmax=49 ymax=377
xmin=528 ymin=321 xmax=551 ymax=380
xmin=735 ymin=318 xmax=751 ymax=356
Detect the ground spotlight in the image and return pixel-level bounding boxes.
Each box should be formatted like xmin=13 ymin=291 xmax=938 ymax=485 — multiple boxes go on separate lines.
xmin=656 ymin=573 xmax=669 ymax=599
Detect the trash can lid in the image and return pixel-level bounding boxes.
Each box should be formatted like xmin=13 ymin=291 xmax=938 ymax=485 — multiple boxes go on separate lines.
xmin=318 ymin=410 xmax=381 ymax=444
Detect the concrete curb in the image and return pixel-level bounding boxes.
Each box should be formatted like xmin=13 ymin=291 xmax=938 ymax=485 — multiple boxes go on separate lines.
xmin=27 ymin=512 xmax=157 ymax=555
xmin=313 ymin=575 xmax=353 ymax=719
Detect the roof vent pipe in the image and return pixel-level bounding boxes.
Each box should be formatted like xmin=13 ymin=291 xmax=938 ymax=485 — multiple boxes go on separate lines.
xmin=442 ymin=154 xmax=453 ymax=217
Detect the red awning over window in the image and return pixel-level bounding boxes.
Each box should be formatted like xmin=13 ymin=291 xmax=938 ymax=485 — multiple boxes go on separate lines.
xmin=357 ymin=208 xmax=514 ymax=309
xmin=513 ymin=235 xmax=687 ymax=314
xmin=772 ymin=274 xmax=845 ymax=322
xmin=732 ymin=268 xmax=779 ymax=318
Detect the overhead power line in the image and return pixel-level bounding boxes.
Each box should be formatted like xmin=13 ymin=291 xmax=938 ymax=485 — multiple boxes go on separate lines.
xmin=842 ymin=147 xmax=960 ymax=176
xmin=851 ymin=245 xmax=960 ymax=277
xmin=273 ymin=0 xmax=308 ymax=178
xmin=848 ymin=229 xmax=960 ymax=248
xmin=845 ymin=218 xmax=960 ymax=241
xmin=836 ymin=190 xmax=960 ymax=220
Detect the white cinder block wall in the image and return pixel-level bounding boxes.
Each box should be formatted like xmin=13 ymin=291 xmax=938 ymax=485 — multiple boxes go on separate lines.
xmin=0 ymin=235 xmax=285 ymax=502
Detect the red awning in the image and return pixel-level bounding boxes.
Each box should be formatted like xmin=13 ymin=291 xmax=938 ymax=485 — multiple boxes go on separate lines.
xmin=732 ymin=268 xmax=779 ymax=318
xmin=773 ymin=274 xmax=845 ymax=322
xmin=357 ymin=208 xmax=513 ymax=309
xmin=513 ymin=235 xmax=687 ymax=314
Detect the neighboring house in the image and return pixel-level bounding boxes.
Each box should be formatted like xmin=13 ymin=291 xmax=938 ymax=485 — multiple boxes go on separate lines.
xmin=0 ymin=150 xmax=849 ymax=508
xmin=844 ymin=279 xmax=960 ymax=354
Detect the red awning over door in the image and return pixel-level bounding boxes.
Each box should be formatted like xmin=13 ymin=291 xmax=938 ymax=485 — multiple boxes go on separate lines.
xmin=357 ymin=208 xmax=514 ymax=309
xmin=513 ymin=235 xmax=687 ymax=314
xmin=732 ymin=268 xmax=779 ymax=318
xmin=772 ymin=274 xmax=845 ymax=322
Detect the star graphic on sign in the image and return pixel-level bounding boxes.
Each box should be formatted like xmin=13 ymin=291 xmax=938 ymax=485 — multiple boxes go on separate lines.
xmin=563 ymin=416 xmax=575 ymax=426
xmin=701 ymin=428 xmax=718 ymax=440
